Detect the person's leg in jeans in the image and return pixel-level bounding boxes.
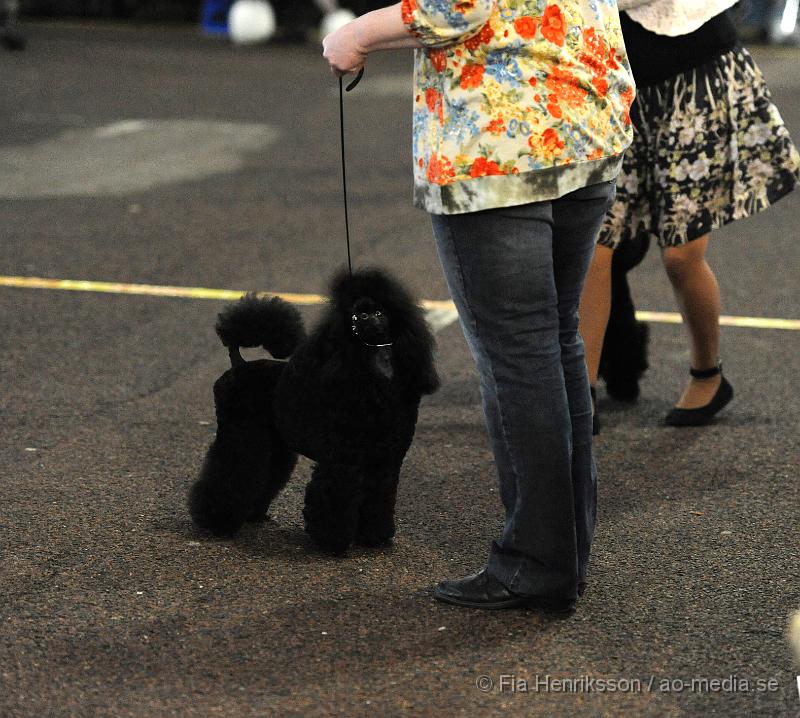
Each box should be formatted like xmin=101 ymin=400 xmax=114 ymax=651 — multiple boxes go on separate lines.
xmin=551 ymin=183 xmax=616 ymax=589
xmin=431 ymin=181 xmax=615 ymax=606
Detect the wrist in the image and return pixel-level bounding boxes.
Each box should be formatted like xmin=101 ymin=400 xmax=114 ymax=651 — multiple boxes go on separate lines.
xmin=351 ymin=5 xmax=419 ymax=53
xmin=351 ymin=13 xmax=374 ymax=55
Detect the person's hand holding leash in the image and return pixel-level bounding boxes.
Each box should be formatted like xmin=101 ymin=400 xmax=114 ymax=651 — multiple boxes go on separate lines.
xmin=323 ymin=20 xmax=366 ymax=77
xmin=322 ymin=3 xmax=423 ymax=77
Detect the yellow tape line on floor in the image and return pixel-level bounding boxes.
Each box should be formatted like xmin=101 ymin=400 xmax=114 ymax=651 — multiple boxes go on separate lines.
xmin=0 ymin=275 xmax=456 ymax=311
xmin=1 ymin=275 xmax=798 ymax=330
xmin=635 ymin=310 xmax=800 ymax=331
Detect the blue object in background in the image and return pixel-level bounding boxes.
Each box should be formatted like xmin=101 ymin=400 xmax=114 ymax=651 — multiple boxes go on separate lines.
xmin=201 ymin=0 xmax=233 ymax=34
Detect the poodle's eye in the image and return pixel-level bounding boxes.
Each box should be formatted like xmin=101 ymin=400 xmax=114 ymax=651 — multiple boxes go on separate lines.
xmin=360 ymin=313 xmax=369 ymax=320
xmin=375 ymin=310 xmax=382 ymax=317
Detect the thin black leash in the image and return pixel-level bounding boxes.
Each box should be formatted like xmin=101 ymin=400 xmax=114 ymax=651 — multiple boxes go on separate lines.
xmin=338 ymin=68 xmax=364 ymax=279
xmin=338 ymin=69 xmax=392 ymax=348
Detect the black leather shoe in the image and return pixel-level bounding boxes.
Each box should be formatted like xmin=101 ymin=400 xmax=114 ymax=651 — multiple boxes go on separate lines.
xmin=665 ymin=362 xmax=734 ymax=427
xmin=433 ymin=569 xmax=576 ymax=613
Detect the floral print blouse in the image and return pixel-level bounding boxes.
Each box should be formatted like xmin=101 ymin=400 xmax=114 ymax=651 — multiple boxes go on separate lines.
xmin=401 ymin=0 xmax=636 ymax=214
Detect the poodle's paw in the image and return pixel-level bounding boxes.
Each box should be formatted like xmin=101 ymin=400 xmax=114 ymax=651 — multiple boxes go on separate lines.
xmin=311 ymin=536 xmax=351 ymax=557
xmin=602 ymin=322 xmax=649 ymax=402
xmin=304 ymin=522 xmax=353 ymax=556
xmin=188 ymin=480 xmax=246 ymax=537
xmin=246 ymin=509 xmax=271 ymax=525
xmin=355 ymin=534 xmax=394 ymax=549
xmin=355 ymin=508 xmax=396 ymax=549
xmin=354 ymin=518 xmax=396 ymax=548
xmin=191 ymin=517 xmax=242 ymax=539
xmin=604 ymin=374 xmax=642 ymax=403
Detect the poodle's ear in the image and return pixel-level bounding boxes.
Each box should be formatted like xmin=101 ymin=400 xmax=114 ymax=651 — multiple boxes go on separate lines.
xmin=393 ymin=305 xmax=440 ymax=396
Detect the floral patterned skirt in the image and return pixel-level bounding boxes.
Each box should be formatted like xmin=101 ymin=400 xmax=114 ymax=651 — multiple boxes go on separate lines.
xmin=598 ymin=45 xmax=800 ymax=249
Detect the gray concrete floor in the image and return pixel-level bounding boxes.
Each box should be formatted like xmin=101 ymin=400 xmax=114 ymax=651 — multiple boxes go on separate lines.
xmin=1 ymin=22 xmax=799 ymax=717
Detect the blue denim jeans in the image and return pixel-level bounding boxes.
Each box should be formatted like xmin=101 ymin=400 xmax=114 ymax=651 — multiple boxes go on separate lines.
xmin=430 ymin=180 xmax=616 ymax=602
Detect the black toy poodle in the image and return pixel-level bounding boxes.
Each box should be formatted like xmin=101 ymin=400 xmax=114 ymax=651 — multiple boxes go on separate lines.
xmin=188 ymin=267 xmax=439 ymax=554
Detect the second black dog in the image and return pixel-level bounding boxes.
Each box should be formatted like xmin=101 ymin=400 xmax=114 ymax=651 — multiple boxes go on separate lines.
xmin=599 ymin=234 xmax=651 ymax=402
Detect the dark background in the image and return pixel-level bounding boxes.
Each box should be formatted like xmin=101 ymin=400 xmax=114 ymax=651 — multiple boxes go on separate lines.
xmin=9 ymin=1 xmax=783 ymax=48
xmin=15 ymin=0 xmax=385 ymax=22
xmin=18 ymin=0 xmax=201 ymax=21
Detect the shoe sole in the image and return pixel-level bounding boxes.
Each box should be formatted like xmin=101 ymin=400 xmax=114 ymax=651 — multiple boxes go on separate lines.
xmin=433 ymin=590 xmax=575 ymax=614
xmin=665 ymin=379 xmax=734 ymax=427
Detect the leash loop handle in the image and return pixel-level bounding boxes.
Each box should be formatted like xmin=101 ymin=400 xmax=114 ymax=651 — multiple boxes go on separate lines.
xmin=346 ymin=67 xmax=365 ymax=92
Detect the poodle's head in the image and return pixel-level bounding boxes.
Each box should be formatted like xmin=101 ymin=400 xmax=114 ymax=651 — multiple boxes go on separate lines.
xmin=325 ymin=267 xmax=440 ymax=394
xmin=328 ymin=267 xmax=416 ymax=346
xmin=349 ymin=296 xmax=392 ymax=347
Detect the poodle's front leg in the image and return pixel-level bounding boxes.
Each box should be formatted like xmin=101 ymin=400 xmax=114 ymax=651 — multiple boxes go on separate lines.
xmin=356 ymin=461 xmax=402 ymax=548
xmin=303 ymin=462 xmax=363 ymax=555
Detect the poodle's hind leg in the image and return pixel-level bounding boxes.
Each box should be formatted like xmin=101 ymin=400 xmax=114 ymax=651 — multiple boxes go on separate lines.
xmin=246 ymin=428 xmax=298 ymax=525
xmin=302 ymin=462 xmax=363 ymax=555
xmin=189 ymin=362 xmax=294 ymax=536
xmin=188 ymin=431 xmax=274 ymax=536
xmin=356 ymin=461 xmax=402 ymax=548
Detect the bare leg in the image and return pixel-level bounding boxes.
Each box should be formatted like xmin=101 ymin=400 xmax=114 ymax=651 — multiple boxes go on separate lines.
xmin=661 ymin=235 xmax=723 ymax=408
xmin=578 ymin=243 xmax=613 ymax=387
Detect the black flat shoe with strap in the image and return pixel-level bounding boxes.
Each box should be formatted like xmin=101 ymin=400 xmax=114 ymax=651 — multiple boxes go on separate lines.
xmin=665 ymin=362 xmax=734 ymax=427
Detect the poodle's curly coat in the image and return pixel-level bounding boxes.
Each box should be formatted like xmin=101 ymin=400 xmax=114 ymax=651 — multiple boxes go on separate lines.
xmin=189 ymin=268 xmax=439 ymax=554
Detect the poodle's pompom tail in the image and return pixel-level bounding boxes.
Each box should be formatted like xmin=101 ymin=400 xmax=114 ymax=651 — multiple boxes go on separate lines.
xmin=215 ymin=293 xmax=306 ymax=359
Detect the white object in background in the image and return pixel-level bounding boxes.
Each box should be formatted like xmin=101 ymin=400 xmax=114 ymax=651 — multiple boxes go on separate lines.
xmin=314 ymin=0 xmax=340 ymax=13
xmin=780 ymin=0 xmax=799 ymax=36
xmin=617 ymin=0 xmax=740 ymax=37
xmin=228 ymin=0 xmax=277 ymax=45
xmin=320 ymin=8 xmax=357 ymax=38
xmin=790 ymin=610 xmax=800 ymax=665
